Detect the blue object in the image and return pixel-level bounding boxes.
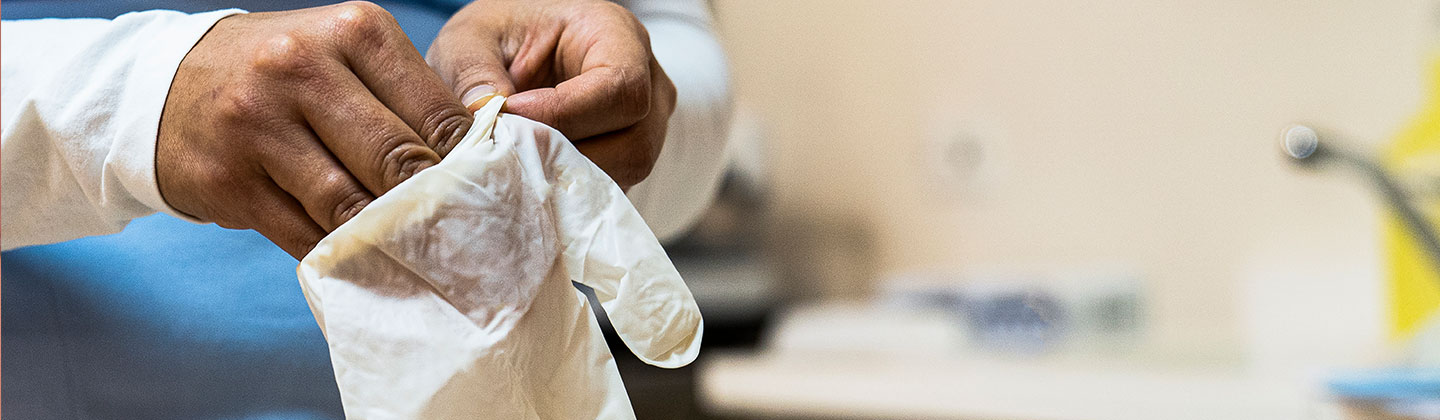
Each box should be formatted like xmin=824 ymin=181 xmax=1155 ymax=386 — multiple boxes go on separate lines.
xmin=1329 ymin=368 xmax=1440 ymax=401
xmin=3 ymin=2 xmax=459 ymax=418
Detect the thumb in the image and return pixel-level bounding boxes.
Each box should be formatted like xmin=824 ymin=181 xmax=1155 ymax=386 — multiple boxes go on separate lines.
xmin=432 ymin=44 xmax=518 ymax=111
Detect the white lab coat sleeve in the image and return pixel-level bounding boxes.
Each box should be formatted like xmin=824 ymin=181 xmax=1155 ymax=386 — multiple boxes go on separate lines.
xmin=616 ymin=0 xmax=733 ymax=242
xmin=1 ymin=9 xmax=245 ymax=251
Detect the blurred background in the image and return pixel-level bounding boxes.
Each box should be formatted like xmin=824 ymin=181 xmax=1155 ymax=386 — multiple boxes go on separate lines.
xmin=688 ymin=1 xmax=1440 ymax=419
xmin=7 ymin=0 xmax=1440 ymax=419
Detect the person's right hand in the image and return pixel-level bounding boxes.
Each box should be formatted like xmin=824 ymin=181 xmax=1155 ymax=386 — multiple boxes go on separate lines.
xmin=157 ymin=2 xmax=474 ymax=259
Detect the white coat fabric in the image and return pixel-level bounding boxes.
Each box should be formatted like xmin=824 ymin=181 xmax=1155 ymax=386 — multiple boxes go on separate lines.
xmin=0 ymin=9 xmax=245 ymax=249
xmin=295 ymin=96 xmax=703 ymax=419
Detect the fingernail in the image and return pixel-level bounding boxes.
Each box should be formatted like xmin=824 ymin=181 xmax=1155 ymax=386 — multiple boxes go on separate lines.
xmin=462 ymin=85 xmax=497 ymax=111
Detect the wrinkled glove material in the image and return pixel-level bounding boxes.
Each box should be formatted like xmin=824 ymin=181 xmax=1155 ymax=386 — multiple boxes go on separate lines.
xmin=296 ymin=96 xmax=704 ymax=419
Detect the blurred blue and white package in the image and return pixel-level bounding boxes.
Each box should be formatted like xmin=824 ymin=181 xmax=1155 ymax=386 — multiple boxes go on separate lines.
xmin=880 ymin=268 xmax=1144 ymax=356
xmin=295 ymin=97 xmax=703 ymax=419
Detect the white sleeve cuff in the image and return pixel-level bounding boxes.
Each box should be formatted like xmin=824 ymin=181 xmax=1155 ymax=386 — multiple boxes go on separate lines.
xmin=110 ymin=8 xmax=246 ymax=223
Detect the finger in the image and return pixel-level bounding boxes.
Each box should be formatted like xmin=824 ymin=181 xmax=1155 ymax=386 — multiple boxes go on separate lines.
xmin=504 ymin=25 xmax=653 ymax=140
xmin=575 ymin=110 xmax=667 ymax=189
xmin=260 ymin=124 xmax=376 ymax=232
xmin=574 ymin=59 xmax=674 ymax=189
xmin=327 ymin=1 xmax=475 ymax=156
xmin=248 ymin=180 xmax=329 ymax=260
xmin=425 ymin=26 xmax=520 ymax=111
xmin=299 ymin=68 xmax=441 ymax=196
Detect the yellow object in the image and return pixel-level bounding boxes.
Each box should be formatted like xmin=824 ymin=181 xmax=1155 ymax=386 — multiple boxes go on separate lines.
xmin=1382 ymin=54 xmax=1440 ymax=340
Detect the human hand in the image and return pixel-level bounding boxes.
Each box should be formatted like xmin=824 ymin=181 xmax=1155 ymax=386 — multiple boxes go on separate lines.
xmin=157 ymin=2 xmax=474 ymax=259
xmin=427 ymin=0 xmax=676 ymax=189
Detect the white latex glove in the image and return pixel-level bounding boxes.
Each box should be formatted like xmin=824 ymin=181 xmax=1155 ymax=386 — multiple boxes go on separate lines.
xmin=296 ymin=96 xmax=703 ymax=419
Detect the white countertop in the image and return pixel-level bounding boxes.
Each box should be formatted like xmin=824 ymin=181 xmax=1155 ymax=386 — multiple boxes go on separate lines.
xmin=696 ymin=302 xmax=1340 ymax=420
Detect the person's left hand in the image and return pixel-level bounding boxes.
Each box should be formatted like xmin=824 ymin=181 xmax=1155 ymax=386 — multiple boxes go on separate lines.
xmin=427 ymin=0 xmax=675 ymax=190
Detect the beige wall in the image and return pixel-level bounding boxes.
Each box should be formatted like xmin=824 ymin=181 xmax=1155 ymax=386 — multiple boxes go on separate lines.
xmin=713 ymin=1 xmax=1433 ymax=356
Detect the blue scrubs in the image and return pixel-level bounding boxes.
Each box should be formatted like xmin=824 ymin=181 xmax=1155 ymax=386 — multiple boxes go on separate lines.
xmin=3 ymin=1 xmax=465 ymax=418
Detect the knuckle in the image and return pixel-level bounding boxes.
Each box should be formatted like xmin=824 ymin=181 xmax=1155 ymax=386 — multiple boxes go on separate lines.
xmin=250 ymin=33 xmax=321 ymax=79
xmin=635 ymin=20 xmax=652 ymax=39
xmin=322 ymin=177 xmax=371 ymax=227
xmin=329 ymin=1 xmax=396 ymax=38
xmin=658 ymin=74 xmax=678 ymax=111
xmin=375 ymin=133 xmax=433 ymax=186
xmin=421 ymin=106 xmax=474 ymax=155
xmin=585 ymin=1 xmax=632 ymax=20
xmin=583 ymin=2 xmax=647 ymax=39
xmin=614 ymin=70 xmax=652 ymax=121
xmin=217 ymin=85 xmax=272 ymax=124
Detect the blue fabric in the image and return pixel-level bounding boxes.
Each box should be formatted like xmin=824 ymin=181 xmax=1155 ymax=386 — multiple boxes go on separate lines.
xmin=0 ymin=0 xmax=454 ymax=50
xmin=3 ymin=2 xmax=455 ymax=418
xmin=4 ymin=216 xmax=343 ymax=419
